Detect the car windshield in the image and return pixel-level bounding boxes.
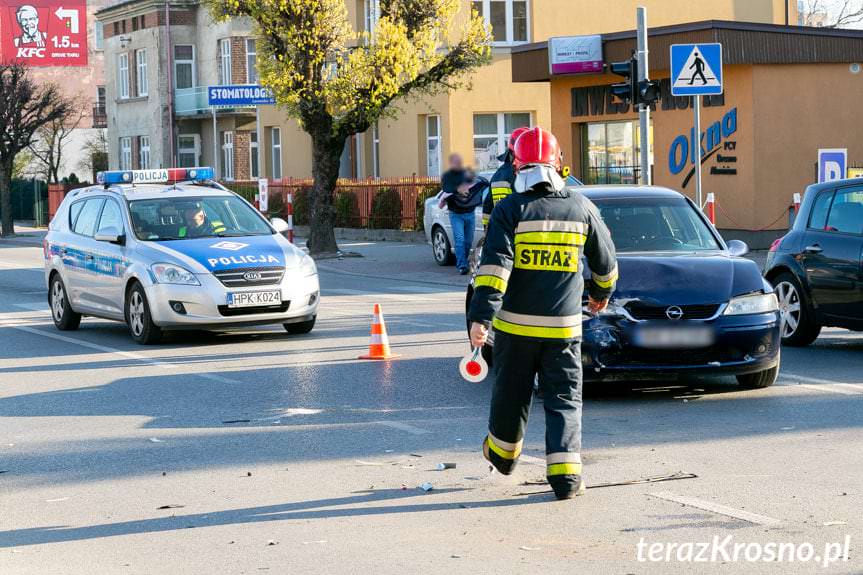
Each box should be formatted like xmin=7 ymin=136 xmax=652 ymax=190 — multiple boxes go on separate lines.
xmin=128 ymin=195 xmax=272 ymax=241
xmin=592 ymin=196 xmax=721 ymax=253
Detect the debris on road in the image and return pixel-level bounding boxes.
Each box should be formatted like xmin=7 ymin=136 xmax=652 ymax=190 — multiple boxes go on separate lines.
xmin=519 ymin=546 xmax=540 ymax=551
xmin=246 ymin=472 xmax=253 ymax=477
xmin=514 ymin=472 xmax=698 ymax=496
xmin=437 ymin=463 xmax=457 ymax=470
xmin=157 ymin=504 xmax=185 ymax=510
xmin=0 ymin=470 xmax=8 ymax=474
xmin=267 ymin=540 xmax=279 ymax=546
xmin=823 ymin=521 xmax=848 ymax=526
xmin=222 ymin=419 xmax=251 ymax=424
xmin=409 ymin=453 xmax=423 ymax=458
xmin=148 ymin=438 xmax=165 ymax=443
xmin=45 ymin=497 xmax=69 ymax=502
xmin=420 ymin=482 xmax=434 ymax=492
xmin=354 ymin=460 xmax=384 ymax=466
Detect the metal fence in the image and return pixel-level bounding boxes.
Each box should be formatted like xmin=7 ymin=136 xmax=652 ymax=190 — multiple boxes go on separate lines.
xmin=225 ymin=176 xmax=442 ymax=231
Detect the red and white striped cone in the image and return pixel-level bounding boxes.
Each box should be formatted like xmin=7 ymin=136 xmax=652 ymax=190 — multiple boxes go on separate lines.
xmin=287 ymin=192 xmax=294 ymax=244
xmin=358 ymin=304 xmax=400 ymax=360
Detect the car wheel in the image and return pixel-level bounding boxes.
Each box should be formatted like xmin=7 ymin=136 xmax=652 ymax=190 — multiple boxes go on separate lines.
xmin=432 ymin=226 xmax=454 ymax=266
xmin=125 ymin=283 xmax=162 ymax=345
xmin=284 ymin=317 xmax=316 ymax=334
xmin=771 ymin=272 xmax=821 ymax=346
xmin=49 ymin=275 xmax=81 ymax=331
xmin=736 ymin=352 xmax=780 ymax=389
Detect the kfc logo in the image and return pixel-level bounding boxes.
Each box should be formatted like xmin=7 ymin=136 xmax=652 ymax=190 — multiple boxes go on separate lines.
xmin=13 ymin=5 xmax=46 ymax=48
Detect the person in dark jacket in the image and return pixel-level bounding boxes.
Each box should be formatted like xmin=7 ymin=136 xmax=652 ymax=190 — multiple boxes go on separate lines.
xmin=441 ymin=154 xmax=482 ymax=274
xmin=468 ymin=127 xmax=618 ymax=500
xmin=482 ymin=126 xmax=529 ymax=227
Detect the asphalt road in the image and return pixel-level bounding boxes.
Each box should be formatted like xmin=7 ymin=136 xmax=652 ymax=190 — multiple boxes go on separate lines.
xmin=0 ymin=232 xmax=861 ymax=574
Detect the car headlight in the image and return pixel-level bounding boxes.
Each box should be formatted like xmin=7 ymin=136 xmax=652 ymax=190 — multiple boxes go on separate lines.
xmin=150 ymin=263 xmax=200 ymax=286
xmin=723 ymin=292 xmax=778 ymax=316
xmin=300 ymin=254 xmax=317 ymax=277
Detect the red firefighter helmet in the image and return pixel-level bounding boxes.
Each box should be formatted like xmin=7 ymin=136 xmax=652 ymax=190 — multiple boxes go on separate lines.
xmin=513 ymin=127 xmax=561 ymax=171
xmin=507 ymin=127 xmax=530 ymax=151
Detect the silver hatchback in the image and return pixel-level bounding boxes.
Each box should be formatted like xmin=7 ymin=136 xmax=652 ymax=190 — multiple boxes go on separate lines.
xmin=44 ymin=172 xmax=319 ymax=344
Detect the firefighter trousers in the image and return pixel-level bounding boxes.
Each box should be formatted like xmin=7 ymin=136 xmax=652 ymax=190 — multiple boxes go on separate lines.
xmin=485 ymin=330 xmax=584 ymax=496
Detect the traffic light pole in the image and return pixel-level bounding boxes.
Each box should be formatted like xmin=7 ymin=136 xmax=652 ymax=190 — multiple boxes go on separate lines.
xmin=637 ymin=7 xmax=650 ymax=185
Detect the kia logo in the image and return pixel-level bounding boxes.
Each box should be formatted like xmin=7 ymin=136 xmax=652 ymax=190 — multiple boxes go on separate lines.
xmin=665 ymin=306 xmax=684 ymax=320
xmin=243 ymin=271 xmax=262 ymax=281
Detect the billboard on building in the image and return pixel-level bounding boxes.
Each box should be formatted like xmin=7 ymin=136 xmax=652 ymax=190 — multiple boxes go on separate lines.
xmin=549 ymin=35 xmax=603 ymax=75
xmin=0 ymin=0 xmax=87 ymax=67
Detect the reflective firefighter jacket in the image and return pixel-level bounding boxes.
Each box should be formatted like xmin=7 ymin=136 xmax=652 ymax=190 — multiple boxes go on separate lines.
xmin=469 ymin=184 xmax=618 ymax=340
xmin=482 ymin=159 xmax=516 ymax=226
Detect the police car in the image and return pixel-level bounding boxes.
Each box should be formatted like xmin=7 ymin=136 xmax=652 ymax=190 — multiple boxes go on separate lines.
xmin=44 ymin=168 xmax=319 ymax=344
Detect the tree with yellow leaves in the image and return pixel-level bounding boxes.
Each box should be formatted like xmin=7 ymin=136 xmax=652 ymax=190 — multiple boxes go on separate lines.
xmin=207 ymin=0 xmax=492 ymax=254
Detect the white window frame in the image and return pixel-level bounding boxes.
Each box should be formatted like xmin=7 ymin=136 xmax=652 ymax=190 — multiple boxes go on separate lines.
xmin=473 ymin=112 xmax=532 ymax=171
xmin=177 ymin=134 xmax=200 ymax=167
xmin=138 ymin=136 xmax=150 ymax=169
xmin=271 ymin=127 xmax=282 ymax=180
xmin=425 ymin=115 xmax=442 ymax=178
xmin=363 ymin=0 xmax=380 ymax=42
xmin=118 ymin=53 xmax=129 ymax=99
xmin=245 ymin=38 xmax=257 ymax=84
xmin=173 ymin=44 xmax=196 ymax=89
xmin=222 ymin=131 xmax=235 ymax=181
xmin=94 ymin=21 xmax=104 ymax=51
xmin=250 ymin=131 xmax=259 ymax=179
xmin=120 ymin=137 xmax=132 ymax=170
xmin=135 ymin=49 xmax=148 ymax=97
xmin=472 ymin=0 xmax=530 ymax=45
xmin=218 ymin=38 xmax=232 ymax=85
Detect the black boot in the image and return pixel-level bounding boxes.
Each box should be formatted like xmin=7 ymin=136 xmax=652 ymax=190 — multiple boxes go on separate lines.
xmin=482 ymin=437 xmax=518 ymax=475
xmin=548 ymin=474 xmax=586 ymax=500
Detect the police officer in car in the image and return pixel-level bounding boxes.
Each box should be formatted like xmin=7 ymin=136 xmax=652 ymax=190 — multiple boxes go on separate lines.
xmin=179 ymin=203 xmax=226 ymax=238
xmin=468 ymin=127 xmax=618 ymax=500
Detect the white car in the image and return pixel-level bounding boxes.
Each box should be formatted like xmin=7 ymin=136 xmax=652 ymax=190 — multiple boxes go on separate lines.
xmin=423 ymin=171 xmax=493 ymax=266
xmin=44 ymin=167 xmax=319 ymax=344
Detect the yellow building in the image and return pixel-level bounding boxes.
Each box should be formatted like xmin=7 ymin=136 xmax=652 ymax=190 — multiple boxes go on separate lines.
xmin=258 ymin=0 xmax=798 ymax=180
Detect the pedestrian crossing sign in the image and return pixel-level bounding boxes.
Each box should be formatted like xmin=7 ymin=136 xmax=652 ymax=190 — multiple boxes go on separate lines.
xmin=670 ymin=43 xmax=723 ymax=96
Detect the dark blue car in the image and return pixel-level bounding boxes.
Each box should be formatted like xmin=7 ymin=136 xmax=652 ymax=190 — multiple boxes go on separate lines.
xmin=467 ymin=186 xmax=782 ymax=388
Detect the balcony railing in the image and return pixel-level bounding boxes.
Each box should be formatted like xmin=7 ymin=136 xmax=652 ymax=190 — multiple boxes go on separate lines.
xmin=92 ymin=105 xmax=107 ymax=128
xmin=174 ymin=86 xmax=256 ymax=116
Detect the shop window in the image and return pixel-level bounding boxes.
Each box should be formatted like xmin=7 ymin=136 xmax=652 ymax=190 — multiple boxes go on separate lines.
xmin=581 ymin=120 xmax=652 ymax=185
xmin=473 ymin=112 xmax=531 ymax=172
xmin=471 ymin=0 xmax=529 ymax=45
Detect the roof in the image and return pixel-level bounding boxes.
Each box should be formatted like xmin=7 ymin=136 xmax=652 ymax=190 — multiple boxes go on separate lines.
xmin=72 ymin=183 xmax=234 ymax=201
xmin=578 ymin=185 xmax=685 ymax=200
xmin=513 ymin=20 xmax=863 ymax=83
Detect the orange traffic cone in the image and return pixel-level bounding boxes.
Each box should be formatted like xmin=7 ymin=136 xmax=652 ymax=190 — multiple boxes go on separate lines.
xmin=359 ymin=304 xmax=400 ymax=360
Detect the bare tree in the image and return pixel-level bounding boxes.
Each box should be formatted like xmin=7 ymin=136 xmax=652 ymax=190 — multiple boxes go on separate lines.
xmin=77 ymin=129 xmax=108 ymax=182
xmin=28 ymin=97 xmax=86 ymax=184
xmin=800 ymin=0 xmax=863 ymax=27
xmin=0 ymin=64 xmax=71 ymax=236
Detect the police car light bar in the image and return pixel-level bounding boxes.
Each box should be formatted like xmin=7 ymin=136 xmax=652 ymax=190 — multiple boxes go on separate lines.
xmin=97 ymin=167 xmax=216 ymax=186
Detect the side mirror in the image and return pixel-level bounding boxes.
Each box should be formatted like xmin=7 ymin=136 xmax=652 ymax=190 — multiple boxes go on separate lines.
xmin=727 ymin=239 xmax=749 ymax=257
xmin=94 ymin=227 xmax=125 ymax=245
xmin=270 ymin=217 xmax=290 ymax=233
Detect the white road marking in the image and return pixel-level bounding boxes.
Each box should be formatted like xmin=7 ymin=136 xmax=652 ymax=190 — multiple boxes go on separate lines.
xmin=376 ymin=421 xmax=432 ymax=435
xmin=13 ymin=302 xmax=48 ymax=312
xmin=782 ymin=372 xmax=862 ymax=386
xmin=8 ymin=324 xmax=239 ymax=384
xmin=649 ymin=491 xmax=784 ymax=526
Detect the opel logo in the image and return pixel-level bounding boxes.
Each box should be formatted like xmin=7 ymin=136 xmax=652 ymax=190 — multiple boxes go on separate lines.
xmin=665 ymin=306 xmax=684 ymax=320
xmin=243 ymin=271 xmax=262 ymax=281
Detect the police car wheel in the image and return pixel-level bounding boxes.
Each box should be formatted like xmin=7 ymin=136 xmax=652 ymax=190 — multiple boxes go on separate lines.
xmin=49 ymin=275 xmax=81 ymax=331
xmin=125 ymin=284 xmax=162 ymax=345
xmin=284 ymin=317 xmax=316 ymax=334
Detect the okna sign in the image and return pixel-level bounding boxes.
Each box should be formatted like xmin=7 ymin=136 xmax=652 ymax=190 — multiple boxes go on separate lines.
xmin=668 ymin=108 xmax=738 ymax=175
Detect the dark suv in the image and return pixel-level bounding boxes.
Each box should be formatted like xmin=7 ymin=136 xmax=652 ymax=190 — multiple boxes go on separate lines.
xmin=764 ymin=178 xmax=863 ymax=346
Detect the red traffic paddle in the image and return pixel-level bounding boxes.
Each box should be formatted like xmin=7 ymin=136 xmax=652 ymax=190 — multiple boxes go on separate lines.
xmin=459 ymin=347 xmax=489 ymax=383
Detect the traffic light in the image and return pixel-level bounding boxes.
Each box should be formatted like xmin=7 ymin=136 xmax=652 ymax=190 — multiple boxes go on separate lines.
xmin=609 ymin=57 xmax=637 ymax=104
xmin=609 ymin=56 xmax=661 ymax=106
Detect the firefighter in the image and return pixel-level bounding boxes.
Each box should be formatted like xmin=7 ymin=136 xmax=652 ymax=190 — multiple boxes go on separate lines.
xmin=481 ymin=127 xmax=530 ymax=227
xmin=468 ymin=127 xmax=618 ymax=500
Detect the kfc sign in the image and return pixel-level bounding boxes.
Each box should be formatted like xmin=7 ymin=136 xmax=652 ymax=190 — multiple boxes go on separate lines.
xmin=1 ymin=0 xmax=87 ymax=66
